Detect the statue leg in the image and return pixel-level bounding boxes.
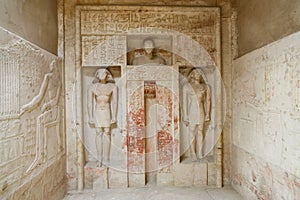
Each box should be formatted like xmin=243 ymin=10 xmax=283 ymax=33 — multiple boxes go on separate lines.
xmin=26 ymin=114 xmax=44 ymax=173
xmin=103 ymin=127 xmax=111 ymax=166
xmin=195 ymin=123 xmax=204 ymax=159
xmin=189 ymin=124 xmax=197 ymax=161
xmin=95 ymin=128 xmax=103 ymax=167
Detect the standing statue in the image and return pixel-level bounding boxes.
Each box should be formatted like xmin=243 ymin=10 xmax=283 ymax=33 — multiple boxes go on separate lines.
xmin=87 ymin=68 xmax=118 ymax=167
xmin=182 ymin=69 xmax=211 ymax=161
xmin=132 ymin=38 xmax=166 ymax=65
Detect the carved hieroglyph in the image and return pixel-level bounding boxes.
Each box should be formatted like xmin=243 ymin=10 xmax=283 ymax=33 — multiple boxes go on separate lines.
xmin=82 ymin=35 xmax=126 ymax=66
xmin=0 ymin=51 xmax=20 ymax=119
xmin=74 ymin=5 xmax=222 ymax=189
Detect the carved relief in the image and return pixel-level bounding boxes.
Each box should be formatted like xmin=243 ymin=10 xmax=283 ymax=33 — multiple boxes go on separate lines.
xmin=20 ymin=59 xmax=62 ymax=173
xmin=80 ymin=9 xmax=218 ymax=35
xmin=75 ymin=5 xmax=221 ymax=188
xmin=0 ymin=120 xmax=23 ymax=164
xmin=82 ymin=35 xmax=126 ymax=67
xmin=0 ymin=26 xmax=65 ymax=199
xmin=0 ymin=51 xmax=20 ymax=118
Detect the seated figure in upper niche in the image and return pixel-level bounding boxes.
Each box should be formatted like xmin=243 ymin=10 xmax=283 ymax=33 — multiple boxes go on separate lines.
xmin=132 ymin=38 xmax=166 ymax=65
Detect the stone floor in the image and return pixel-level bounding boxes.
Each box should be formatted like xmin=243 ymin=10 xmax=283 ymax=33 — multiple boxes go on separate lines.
xmin=64 ymin=186 xmax=243 ymax=200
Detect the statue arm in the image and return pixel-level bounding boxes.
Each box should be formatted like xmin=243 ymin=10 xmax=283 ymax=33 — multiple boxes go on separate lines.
xmin=110 ymin=85 xmax=118 ymax=123
xmin=21 ymin=73 xmax=51 ymax=114
xmin=182 ymin=85 xmax=189 ymax=125
xmin=205 ymin=85 xmax=211 ymax=121
xmin=87 ymin=85 xmax=94 ymax=124
xmin=41 ymin=76 xmax=61 ymax=112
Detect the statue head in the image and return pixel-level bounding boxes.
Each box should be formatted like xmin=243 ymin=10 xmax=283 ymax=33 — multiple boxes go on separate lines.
xmin=50 ymin=59 xmax=58 ymax=72
xmin=143 ymin=38 xmax=155 ymax=55
xmin=93 ymin=68 xmax=114 ymax=83
xmin=188 ymin=69 xmax=206 ymax=84
xmin=49 ymin=57 xmax=62 ymax=73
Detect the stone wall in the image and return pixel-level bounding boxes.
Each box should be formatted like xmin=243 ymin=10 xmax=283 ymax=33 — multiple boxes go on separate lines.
xmin=235 ymin=0 xmax=300 ymax=56
xmin=0 ymin=27 xmax=66 ymax=199
xmin=0 ymin=0 xmax=58 ymax=54
xmin=232 ymin=31 xmax=300 ymax=199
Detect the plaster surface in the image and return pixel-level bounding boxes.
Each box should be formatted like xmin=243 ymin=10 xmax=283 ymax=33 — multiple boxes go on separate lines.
xmin=236 ymin=0 xmax=300 ymax=56
xmin=232 ymin=31 xmax=300 ymax=199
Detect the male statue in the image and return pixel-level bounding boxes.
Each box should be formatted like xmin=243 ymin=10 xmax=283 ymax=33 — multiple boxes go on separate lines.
xmin=182 ymin=69 xmax=211 ymax=161
xmin=87 ymin=68 xmax=118 ymax=167
xmin=132 ymin=38 xmax=166 ymax=65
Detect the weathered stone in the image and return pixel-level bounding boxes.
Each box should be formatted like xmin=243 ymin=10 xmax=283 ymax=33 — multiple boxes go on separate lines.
xmin=157 ymin=172 xmax=174 ymax=186
xmin=108 ymin=169 xmax=128 ymax=189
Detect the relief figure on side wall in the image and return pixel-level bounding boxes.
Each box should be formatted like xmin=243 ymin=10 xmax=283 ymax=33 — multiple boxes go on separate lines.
xmin=20 ymin=58 xmax=62 ymax=173
xmin=87 ymin=68 xmax=118 ymax=167
xmin=132 ymin=38 xmax=166 ymax=65
xmin=182 ymin=69 xmax=211 ymax=161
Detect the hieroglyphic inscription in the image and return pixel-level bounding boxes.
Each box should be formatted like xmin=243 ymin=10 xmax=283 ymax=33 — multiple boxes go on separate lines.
xmin=21 ymin=63 xmax=41 ymax=86
xmin=24 ymin=117 xmax=36 ymax=155
xmin=0 ymin=51 xmax=20 ymax=118
xmin=81 ymin=10 xmax=217 ymax=35
xmin=82 ymin=35 xmax=126 ymax=66
xmin=0 ymin=119 xmax=23 ymax=165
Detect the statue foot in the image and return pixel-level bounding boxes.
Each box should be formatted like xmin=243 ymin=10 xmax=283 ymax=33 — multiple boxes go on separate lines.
xmin=96 ymin=162 xmax=102 ymax=168
xmin=191 ymin=154 xmax=197 ymax=162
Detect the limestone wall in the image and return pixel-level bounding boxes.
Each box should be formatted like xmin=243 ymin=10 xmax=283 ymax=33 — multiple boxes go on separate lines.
xmin=0 ymin=27 xmax=66 ymax=199
xmin=232 ymin=31 xmax=300 ymax=199
xmin=235 ymin=0 xmax=300 ymax=56
xmin=0 ymin=0 xmax=58 ymax=54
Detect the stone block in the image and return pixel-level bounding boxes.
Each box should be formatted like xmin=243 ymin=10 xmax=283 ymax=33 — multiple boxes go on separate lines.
xmin=207 ymin=163 xmax=217 ymax=186
xmin=157 ymin=172 xmax=174 ymax=186
xmin=174 ymin=163 xmax=193 ymax=186
xmin=194 ymin=163 xmax=208 ymax=186
xmin=128 ymin=173 xmax=145 ymax=187
xmin=108 ymin=168 xmax=128 ymax=188
xmin=174 ymin=162 xmax=208 ymax=186
xmin=84 ymin=161 xmax=108 ymax=191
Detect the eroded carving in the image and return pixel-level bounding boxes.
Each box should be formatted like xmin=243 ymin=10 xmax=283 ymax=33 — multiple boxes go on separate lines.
xmin=87 ymin=68 xmax=118 ymax=167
